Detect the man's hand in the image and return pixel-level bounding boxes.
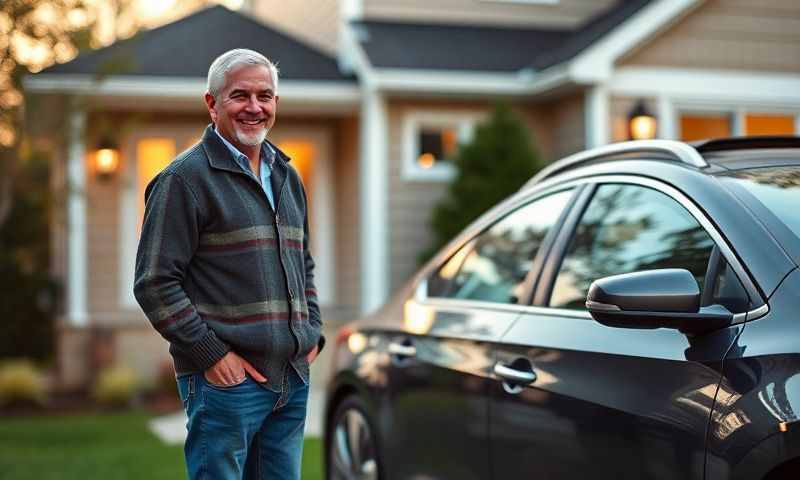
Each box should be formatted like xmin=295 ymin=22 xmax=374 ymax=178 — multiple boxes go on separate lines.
xmin=307 ymin=344 xmax=320 ymax=364
xmin=204 ymin=351 xmax=267 ymax=386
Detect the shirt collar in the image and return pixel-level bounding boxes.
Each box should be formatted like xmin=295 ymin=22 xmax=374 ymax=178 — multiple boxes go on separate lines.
xmin=213 ymin=126 xmax=276 ymax=174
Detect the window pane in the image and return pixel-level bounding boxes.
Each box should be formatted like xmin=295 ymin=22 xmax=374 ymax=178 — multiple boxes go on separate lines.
xmin=137 ymin=138 xmax=175 ymax=232
xmin=745 ymin=114 xmax=796 ymax=136
xmin=428 ymin=189 xmax=574 ymax=304
xmin=680 ymin=114 xmax=731 ymax=141
xmin=417 ymin=127 xmax=458 ymax=168
xmin=550 ymin=184 xmax=715 ymax=310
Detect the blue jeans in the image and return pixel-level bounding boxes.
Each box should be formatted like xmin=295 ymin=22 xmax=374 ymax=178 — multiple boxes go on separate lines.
xmin=176 ymin=367 xmax=309 ymax=480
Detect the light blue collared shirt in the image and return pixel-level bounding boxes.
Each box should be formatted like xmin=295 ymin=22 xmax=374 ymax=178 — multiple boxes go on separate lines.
xmin=214 ymin=127 xmax=276 ymax=210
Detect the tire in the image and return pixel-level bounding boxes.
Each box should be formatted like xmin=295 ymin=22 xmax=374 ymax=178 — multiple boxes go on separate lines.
xmin=326 ymin=395 xmax=384 ymax=480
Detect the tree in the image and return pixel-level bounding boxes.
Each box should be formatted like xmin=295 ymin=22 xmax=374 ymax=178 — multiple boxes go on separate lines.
xmin=421 ymin=103 xmax=546 ymax=262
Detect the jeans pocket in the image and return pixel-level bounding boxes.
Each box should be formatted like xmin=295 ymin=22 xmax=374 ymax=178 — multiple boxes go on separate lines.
xmin=203 ymin=373 xmax=249 ymax=391
xmin=176 ymin=373 xmax=195 ymax=410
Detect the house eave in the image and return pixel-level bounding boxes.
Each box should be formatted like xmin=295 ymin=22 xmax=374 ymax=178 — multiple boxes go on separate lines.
xmin=24 ymin=74 xmax=361 ymax=113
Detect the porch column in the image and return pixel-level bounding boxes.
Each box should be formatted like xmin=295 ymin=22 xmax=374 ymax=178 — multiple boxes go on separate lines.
xmin=657 ymin=95 xmax=677 ymax=140
xmin=585 ymin=85 xmax=610 ymax=148
xmin=67 ymin=108 xmax=88 ymax=327
xmin=359 ymin=87 xmax=389 ymax=314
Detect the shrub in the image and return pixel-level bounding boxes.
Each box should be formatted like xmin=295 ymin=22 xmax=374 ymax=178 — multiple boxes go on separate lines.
xmin=92 ymin=364 xmax=140 ymax=407
xmin=0 ymin=359 xmax=47 ymax=408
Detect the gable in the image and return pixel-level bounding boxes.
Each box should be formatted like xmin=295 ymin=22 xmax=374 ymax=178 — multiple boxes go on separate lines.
xmin=620 ymin=0 xmax=800 ymax=72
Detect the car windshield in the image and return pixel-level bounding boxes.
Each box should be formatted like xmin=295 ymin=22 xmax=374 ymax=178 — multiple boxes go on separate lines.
xmin=720 ymin=165 xmax=800 ymax=241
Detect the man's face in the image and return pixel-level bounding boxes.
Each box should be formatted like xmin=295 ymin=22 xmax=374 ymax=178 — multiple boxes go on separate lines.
xmin=205 ymin=64 xmax=278 ymax=151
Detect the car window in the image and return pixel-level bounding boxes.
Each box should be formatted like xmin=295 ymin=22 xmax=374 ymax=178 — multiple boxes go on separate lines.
xmin=427 ymin=189 xmax=574 ymax=304
xmin=549 ymin=184 xmax=715 ymax=310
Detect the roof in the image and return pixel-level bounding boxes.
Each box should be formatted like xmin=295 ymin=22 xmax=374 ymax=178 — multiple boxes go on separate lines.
xmin=353 ymin=21 xmax=570 ymax=72
xmin=354 ymin=0 xmax=653 ymax=72
xmin=39 ymin=5 xmax=354 ymax=82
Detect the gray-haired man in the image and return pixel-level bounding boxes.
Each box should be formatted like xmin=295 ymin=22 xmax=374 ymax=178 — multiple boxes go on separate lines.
xmin=135 ymin=48 xmax=324 ymax=479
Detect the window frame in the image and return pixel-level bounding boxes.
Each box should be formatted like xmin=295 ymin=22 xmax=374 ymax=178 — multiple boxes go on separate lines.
xmin=416 ymin=185 xmax=584 ymax=309
xmin=533 ymin=176 xmax=762 ymax=319
xmin=401 ymin=110 xmax=483 ymax=182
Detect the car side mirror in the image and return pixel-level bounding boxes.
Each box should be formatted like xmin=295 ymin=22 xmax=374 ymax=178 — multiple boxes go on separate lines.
xmin=586 ymin=269 xmax=733 ymax=335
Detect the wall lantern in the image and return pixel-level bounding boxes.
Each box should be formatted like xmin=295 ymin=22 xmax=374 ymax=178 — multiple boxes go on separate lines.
xmin=95 ymin=136 xmax=120 ymax=180
xmin=628 ymin=100 xmax=657 ymax=140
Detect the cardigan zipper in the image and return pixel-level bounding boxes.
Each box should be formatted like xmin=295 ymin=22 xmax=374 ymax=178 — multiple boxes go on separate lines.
xmin=238 ymin=165 xmax=301 ymax=358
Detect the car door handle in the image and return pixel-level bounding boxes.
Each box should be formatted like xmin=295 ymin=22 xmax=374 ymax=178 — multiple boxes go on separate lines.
xmin=494 ymin=363 xmax=537 ymax=385
xmin=388 ymin=342 xmax=416 ymax=357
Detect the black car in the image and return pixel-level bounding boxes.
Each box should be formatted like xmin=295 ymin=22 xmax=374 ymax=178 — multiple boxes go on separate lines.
xmin=323 ymin=137 xmax=800 ymax=480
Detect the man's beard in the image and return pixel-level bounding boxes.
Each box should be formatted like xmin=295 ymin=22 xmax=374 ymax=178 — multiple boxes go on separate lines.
xmin=234 ymin=125 xmax=268 ymax=147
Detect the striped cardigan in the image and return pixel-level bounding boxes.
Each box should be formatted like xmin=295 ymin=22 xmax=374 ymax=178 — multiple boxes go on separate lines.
xmin=134 ymin=125 xmax=322 ymax=392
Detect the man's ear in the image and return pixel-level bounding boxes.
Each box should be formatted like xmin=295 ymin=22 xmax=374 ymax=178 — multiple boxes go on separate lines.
xmin=204 ymin=92 xmax=217 ymax=123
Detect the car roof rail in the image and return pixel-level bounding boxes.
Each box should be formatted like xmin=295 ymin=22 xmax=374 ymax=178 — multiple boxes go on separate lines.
xmin=525 ymin=140 xmax=708 ymax=188
xmin=692 ymin=136 xmax=800 ymax=153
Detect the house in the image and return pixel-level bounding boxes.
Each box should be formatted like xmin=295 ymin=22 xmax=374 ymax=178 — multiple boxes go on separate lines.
xmin=25 ymin=0 xmax=800 ymax=389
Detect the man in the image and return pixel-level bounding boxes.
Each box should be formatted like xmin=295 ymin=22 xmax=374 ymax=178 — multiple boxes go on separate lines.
xmin=134 ymin=48 xmax=324 ymax=480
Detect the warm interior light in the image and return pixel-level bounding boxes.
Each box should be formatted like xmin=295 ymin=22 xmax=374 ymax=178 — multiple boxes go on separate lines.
xmin=630 ymin=115 xmax=657 ymax=140
xmin=417 ymin=153 xmax=436 ymax=169
xmin=628 ymin=100 xmax=658 ymax=140
xmin=96 ymin=148 xmax=119 ymax=175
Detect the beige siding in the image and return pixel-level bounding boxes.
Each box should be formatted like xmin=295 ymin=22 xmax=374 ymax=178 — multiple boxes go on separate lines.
xmin=251 ymin=0 xmax=340 ymax=55
xmin=86 ymin=176 xmax=120 ymax=314
xmin=333 ymin=116 xmax=361 ymax=320
xmin=544 ymin=92 xmax=586 ymax=161
xmin=621 ymin=0 xmax=800 ymax=72
xmin=364 ymin=0 xmax=616 ymax=28
xmin=386 ymin=100 xmax=553 ymax=292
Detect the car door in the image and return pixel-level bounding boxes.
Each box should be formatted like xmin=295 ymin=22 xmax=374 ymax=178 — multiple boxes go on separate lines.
xmin=489 ymin=179 xmax=755 ymax=480
xmin=380 ymin=188 xmax=577 ymax=480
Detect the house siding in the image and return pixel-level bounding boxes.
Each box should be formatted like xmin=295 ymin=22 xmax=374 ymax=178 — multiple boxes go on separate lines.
xmin=250 ymin=0 xmax=339 ymax=55
xmin=333 ymin=116 xmax=361 ymax=321
xmin=621 ymin=0 xmax=800 ymax=72
xmin=545 ymin=92 xmax=586 ymax=161
xmin=363 ymin=0 xmax=616 ymax=28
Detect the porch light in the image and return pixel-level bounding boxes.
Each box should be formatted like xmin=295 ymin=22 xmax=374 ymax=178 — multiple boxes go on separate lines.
xmin=95 ymin=136 xmax=119 ymax=180
xmin=628 ymin=100 xmax=657 ymax=140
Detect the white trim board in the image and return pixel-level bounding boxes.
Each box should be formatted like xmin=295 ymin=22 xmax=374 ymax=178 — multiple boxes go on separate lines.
xmin=609 ymin=67 xmax=800 ymax=107
xmin=24 ymin=75 xmax=361 ymax=107
xmin=67 ymin=109 xmax=89 ymax=326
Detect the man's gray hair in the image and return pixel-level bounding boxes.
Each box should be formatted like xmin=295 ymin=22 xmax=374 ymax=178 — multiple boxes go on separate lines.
xmin=206 ymin=48 xmax=279 ymax=99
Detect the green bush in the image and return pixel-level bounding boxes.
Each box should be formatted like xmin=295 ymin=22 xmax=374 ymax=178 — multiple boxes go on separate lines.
xmin=0 ymin=359 xmax=47 ymax=407
xmin=92 ymin=364 xmax=140 ymax=407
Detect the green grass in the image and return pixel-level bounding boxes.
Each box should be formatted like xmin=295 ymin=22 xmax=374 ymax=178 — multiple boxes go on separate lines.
xmin=0 ymin=410 xmax=323 ymax=479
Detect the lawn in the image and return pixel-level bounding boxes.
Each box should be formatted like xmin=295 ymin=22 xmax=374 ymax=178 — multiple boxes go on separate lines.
xmin=0 ymin=410 xmax=323 ymax=479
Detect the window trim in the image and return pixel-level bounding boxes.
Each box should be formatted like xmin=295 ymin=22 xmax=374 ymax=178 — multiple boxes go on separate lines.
xmin=535 ymin=175 xmax=764 ymax=318
xmin=401 ymin=110 xmax=483 ymax=182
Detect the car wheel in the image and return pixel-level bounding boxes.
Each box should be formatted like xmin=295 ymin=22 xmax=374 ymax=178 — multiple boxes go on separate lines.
xmin=327 ymin=395 xmax=382 ymax=480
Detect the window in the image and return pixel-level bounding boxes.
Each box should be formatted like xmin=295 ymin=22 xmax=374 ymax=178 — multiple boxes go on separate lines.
xmin=679 ymin=111 xmax=797 ymax=141
xmin=680 ymin=114 xmax=732 ymax=141
xmin=550 ymin=184 xmax=715 ymax=310
xmin=136 ymin=139 xmax=175 ymax=233
xmin=744 ymin=114 xmax=796 ymax=136
xmin=427 ymin=189 xmax=574 ymax=303
xmin=402 ymin=111 xmax=481 ymax=181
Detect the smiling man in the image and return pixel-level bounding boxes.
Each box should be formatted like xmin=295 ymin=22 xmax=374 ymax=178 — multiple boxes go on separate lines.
xmin=134 ymin=49 xmax=324 ymax=480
